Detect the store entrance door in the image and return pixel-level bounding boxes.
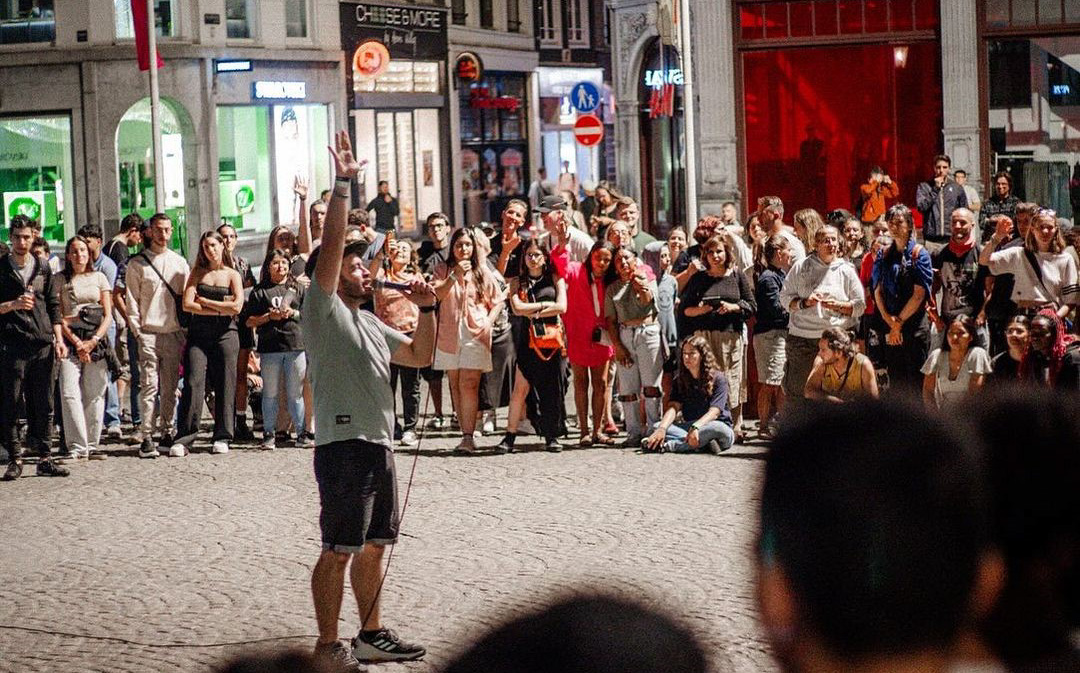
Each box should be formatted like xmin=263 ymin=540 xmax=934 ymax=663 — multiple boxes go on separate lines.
xmin=352 ymin=109 xmax=443 ymax=238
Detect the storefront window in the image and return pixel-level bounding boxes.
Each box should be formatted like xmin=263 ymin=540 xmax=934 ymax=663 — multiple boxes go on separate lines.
xmin=215 ymin=104 xmax=331 ymax=236
xmin=226 ymin=0 xmax=254 ymax=39
xmin=353 ymin=109 xmax=443 ymax=237
xmin=742 ymin=41 xmax=941 ymax=216
xmin=739 ymin=0 xmax=938 ymax=42
xmin=986 ymin=36 xmax=1080 ymax=219
xmin=285 ymin=0 xmax=307 ymax=39
xmin=273 ymin=105 xmax=331 ymax=232
xmin=0 ymin=0 xmax=54 ymax=44
xmin=116 ymin=98 xmax=188 ymax=252
xmin=354 ymin=61 xmax=441 ymax=94
xmin=0 ymin=114 xmax=74 ymax=245
xmin=217 ymin=106 xmax=272 ymax=234
xmin=115 ymin=0 xmax=176 ymax=40
xmin=639 ymin=39 xmax=685 ymax=237
xmin=459 ymin=73 xmax=529 ymax=226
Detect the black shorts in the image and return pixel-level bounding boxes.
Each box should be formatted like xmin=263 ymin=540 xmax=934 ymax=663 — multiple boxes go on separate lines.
xmin=419 ymin=365 xmax=444 ymax=383
xmin=313 ymin=439 xmax=400 ymax=553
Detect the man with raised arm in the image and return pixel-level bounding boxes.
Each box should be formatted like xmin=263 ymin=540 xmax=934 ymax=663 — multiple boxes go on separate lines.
xmin=304 ymin=131 xmax=436 ymax=672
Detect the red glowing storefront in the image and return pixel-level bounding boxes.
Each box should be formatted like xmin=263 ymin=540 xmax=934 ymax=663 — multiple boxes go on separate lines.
xmin=736 ymin=0 xmax=944 ymax=217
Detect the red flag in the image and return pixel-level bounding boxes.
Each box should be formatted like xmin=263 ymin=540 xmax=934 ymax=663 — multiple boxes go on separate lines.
xmin=131 ymin=0 xmax=164 ymax=71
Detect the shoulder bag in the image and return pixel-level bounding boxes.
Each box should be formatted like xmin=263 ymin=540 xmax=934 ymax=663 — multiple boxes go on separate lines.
xmin=140 ymin=252 xmax=190 ymax=329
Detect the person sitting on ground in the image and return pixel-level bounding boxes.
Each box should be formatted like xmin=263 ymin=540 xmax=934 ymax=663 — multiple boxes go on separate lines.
xmin=641 ymin=334 xmax=735 ymax=454
xmin=987 ymin=314 xmax=1028 ymax=384
xmin=804 ymin=327 xmax=878 ymax=402
xmin=1017 ymin=309 xmax=1080 ymax=389
xmin=920 ymin=314 xmax=991 ymax=410
xmin=759 ymin=397 xmax=1000 ymax=673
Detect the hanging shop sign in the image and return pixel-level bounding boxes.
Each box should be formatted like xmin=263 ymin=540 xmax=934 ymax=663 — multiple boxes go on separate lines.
xmin=456 ymin=52 xmax=484 ymax=84
xmin=340 ymin=1 xmax=448 ymax=60
xmin=353 ymin=40 xmax=391 ymax=78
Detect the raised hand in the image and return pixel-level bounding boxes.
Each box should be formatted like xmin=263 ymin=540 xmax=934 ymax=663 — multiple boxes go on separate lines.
xmin=993 ymin=216 xmax=1014 ymax=241
xmin=293 ymin=175 xmax=309 ymax=201
xmin=328 ymin=130 xmax=361 ymax=180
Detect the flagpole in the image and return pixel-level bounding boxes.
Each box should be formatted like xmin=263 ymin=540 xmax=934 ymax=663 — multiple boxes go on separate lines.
xmin=146 ymin=0 xmax=165 ymax=214
xmin=679 ymin=0 xmax=698 ymax=230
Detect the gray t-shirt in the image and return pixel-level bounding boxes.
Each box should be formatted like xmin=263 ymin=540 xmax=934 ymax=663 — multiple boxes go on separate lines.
xmin=302 ymin=277 xmax=409 ymax=448
xmin=9 ymin=255 xmax=34 ymax=286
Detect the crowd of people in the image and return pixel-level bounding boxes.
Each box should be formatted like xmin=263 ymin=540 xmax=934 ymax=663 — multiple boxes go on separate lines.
xmin=1 ymin=151 xmax=1077 ymax=481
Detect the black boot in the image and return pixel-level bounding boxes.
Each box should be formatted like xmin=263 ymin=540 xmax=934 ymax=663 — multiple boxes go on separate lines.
xmin=234 ymin=413 xmax=254 ymax=441
xmin=494 ymin=433 xmax=517 ymax=454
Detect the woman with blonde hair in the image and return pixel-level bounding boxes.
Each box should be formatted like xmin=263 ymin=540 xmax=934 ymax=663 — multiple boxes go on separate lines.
xmin=792 ymin=208 xmax=826 ymax=253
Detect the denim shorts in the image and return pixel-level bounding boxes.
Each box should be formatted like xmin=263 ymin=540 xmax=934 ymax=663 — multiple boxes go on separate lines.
xmin=313 ymin=439 xmax=400 ymax=553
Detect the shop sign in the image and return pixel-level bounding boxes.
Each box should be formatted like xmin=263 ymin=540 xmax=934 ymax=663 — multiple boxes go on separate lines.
xmin=353 ymin=40 xmax=391 ymax=78
xmin=340 ymin=1 xmax=448 ymax=61
xmin=573 ymin=114 xmax=604 ymax=147
xmin=456 ymin=52 xmax=483 ymax=83
xmin=469 ymin=87 xmax=518 ymax=111
xmin=216 ymin=59 xmax=253 ymax=73
xmin=253 ymin=81 xmax=307 ymax=100
xmin=569 ymin=81 xmax=601 ymax=113
xmin=219 ymin=180 xmax=257 ymax=217
xmin=4 ymin=191 xmax=49 ymax=229
xmin=643 ymin=68 xmax=684 ymax=88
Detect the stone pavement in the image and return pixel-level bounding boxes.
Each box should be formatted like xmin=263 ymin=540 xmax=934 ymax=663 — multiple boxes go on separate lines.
xmin=0 ymin=417 xmax=776 ymax=673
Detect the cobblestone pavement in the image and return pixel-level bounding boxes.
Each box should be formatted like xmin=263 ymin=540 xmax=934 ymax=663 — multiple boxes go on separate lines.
xmin=0 ymin=408 xmax=775 ymax=673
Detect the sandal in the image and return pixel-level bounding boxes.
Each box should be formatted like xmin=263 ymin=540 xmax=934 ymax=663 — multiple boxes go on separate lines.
xmin=592 ymin=433 xmax=616 ymax=446
xmin=602 ymin=422 xmax=619 ymax=436
xmin=578 ymin=435 xmax=593 ymax=448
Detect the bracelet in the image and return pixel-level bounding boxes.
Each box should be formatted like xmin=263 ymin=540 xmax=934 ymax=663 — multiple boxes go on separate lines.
xmin=419 ymin=305 xmax=436 ymax=314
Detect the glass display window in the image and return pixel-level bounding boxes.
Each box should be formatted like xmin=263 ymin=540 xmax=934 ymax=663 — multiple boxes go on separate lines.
xmin=0 ymin=0 xmax=54 ymax=44
xmin=353 ymin=108 xmax=443 ymax=238
xmin=0 ymin=114 xmax=74 ymax=245
xmin=354 ymin=61 xmax=441 ymax=94
xmin=986 ymin=36 xmax=1080 ymax=219
xmin=116 ymin=98 xmax=188 ymax=252
xmin=741 ymin=41 xmax=942 ymax=217
xmin=115 ymin=0 xmax=176 ymax=40
xmin=216 ymin=104 xmax=331 ymax=236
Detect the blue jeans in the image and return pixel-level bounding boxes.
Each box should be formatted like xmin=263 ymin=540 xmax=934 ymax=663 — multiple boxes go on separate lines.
xmin=651 ymin=420 xmax=734 ymax=453
xmin=260 ymin=351 xmax=306 ymax=435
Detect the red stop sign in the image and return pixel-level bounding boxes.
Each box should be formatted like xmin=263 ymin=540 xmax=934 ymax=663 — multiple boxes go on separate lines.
xmin=574 ymin=114 xmax=604 ymax=146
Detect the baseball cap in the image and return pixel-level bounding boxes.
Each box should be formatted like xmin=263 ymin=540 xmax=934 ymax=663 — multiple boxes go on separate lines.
xmin=534 ymin=194 xmax=568 ymax=214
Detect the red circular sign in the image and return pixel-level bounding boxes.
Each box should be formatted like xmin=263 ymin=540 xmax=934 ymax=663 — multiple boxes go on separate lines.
xmin=574 ymin=114 xmax=604 ymax=146
xmin=353 ymin=40 xmax=390 ymax=78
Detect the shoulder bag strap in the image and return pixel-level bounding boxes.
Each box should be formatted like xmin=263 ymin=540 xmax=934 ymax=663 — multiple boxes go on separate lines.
xmin=140 ymin=252 xmax=181 ymax=301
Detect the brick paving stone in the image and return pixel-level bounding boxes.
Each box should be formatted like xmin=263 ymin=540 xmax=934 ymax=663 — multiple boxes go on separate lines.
xmin=0 ymin=389 xmax=776 ymax=673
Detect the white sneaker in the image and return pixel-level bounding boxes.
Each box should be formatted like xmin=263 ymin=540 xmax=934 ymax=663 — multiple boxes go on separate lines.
xmin=400 ymin=430 xmax=419 ymax=447
xmin=481 ymin=411 xmax=496 ymax=435
xmin=105 ymin=425 xmax=123 ymax=440
xmin=211 ymin=441 xmax=229 ymax=454
xmin=168 ymin=444 xmax=187 ymax=457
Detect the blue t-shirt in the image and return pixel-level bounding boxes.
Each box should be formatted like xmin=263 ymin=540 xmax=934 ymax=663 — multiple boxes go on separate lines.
xmin=871 ymin=239 xmax=933 ymax=317
xmin=669 ymin=371 xmax=733 ymax=426
xmin=301 ymin=277 xmax=408 ymax=447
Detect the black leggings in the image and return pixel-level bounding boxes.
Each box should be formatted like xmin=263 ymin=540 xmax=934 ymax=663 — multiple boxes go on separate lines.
xmin=175 ymin=323 xmax=239 ymax=447
xmin=517 ymin=346 xmax=565 ymax=441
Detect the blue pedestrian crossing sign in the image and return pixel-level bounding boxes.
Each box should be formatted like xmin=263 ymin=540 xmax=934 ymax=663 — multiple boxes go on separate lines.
xmin=570 ymin=82 xmax=601 ymax=113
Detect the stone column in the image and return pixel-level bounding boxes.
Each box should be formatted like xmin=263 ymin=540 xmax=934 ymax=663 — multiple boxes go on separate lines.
xmin=939 ymin=0 xmax=983 ymax=192
xmin=690 ymin=0 xmax=741 ymax=214
xmin=612 ymin=5 xmax=653 ymax=203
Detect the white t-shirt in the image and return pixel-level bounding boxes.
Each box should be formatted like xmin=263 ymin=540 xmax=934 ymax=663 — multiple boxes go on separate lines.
xmin=921 ymin=346 xmax=992 ymax=408
xmin=987 ymin=246 xmax=1079 ymax=307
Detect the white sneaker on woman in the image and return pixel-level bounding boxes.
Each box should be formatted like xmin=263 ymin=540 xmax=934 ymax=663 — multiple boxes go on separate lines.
xmin=211 ymin=441 xmax=229 ymax=454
